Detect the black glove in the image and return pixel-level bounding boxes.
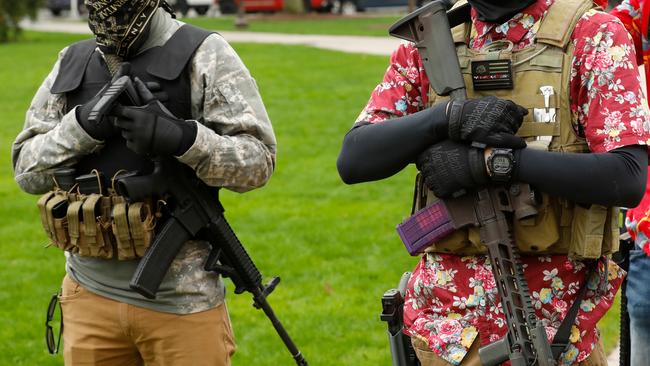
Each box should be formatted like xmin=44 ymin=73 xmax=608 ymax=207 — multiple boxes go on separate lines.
xmin=416 ymin=140 xmax=488 ymax=198
xmin=447 ymin=96 xmax=528 ymax=149
xmin=138 ymin=78 xmax=169 ymax=104
xmin=112 ymin=101 xmax=197 ymax=156
xmin=76 ymin=63 xmax=133 ymax=140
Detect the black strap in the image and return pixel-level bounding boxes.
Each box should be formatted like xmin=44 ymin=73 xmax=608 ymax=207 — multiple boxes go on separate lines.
xmin=550 ymin=260 xmax=598 ymax=359
xmin=447 ymin=2 xmax=471 ymax=28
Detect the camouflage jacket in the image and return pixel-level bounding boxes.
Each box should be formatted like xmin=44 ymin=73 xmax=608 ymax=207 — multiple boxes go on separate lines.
xmin=11 ymin=10 xmax=276 ymax=313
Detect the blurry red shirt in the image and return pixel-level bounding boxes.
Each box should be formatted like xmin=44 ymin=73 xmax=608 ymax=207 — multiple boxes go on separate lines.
xmin=356 ymin=1 xmax=650 ymax=364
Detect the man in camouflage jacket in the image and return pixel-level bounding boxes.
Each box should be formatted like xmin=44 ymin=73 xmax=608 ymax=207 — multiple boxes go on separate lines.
xmin=11 ymin=1 xmax=276 ymax=365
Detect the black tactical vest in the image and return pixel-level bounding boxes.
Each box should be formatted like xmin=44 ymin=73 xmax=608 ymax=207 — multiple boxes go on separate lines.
xmin=50 ymin=24 xmax=213 ymax=180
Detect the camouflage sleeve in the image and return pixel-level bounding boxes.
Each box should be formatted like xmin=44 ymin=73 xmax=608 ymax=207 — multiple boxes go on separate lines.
xmin=12 ymin=47 xmax=104 ymax=194
xmin=180 ymin=33 xmax=276 ymax=193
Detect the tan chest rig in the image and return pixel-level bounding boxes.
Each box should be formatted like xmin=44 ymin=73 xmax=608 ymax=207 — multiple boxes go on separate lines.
xmin=415 ymin=0 xmax=619 ymax=259
xmin=37 ymin=170 xmax=158 ymax=260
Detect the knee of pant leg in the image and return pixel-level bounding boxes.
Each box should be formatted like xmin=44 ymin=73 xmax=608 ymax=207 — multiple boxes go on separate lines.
xmin=630 ymin=325 xmax=650 ymax=366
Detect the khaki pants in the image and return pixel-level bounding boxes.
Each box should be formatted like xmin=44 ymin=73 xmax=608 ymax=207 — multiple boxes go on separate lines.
xmin=60 ymin=275 xmax=236 ymax=366
xmin=411 ymin=336 xmax=608 ymax=366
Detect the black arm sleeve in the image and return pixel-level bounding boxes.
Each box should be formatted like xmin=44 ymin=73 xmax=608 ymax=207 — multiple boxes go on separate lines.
xmin=514 ymin=145 xmax=648 ymax=207
xmin=337 ymin=102 xmax=449 ymax=184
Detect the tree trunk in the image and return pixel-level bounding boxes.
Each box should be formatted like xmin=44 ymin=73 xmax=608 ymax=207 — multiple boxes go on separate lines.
xmin=0 ymin=0 xmax=43 ymax=43
xmin=407 ymin=0 xmax=415 ymax=13
xmin=284 ymin=0 xmax=305 ymax=14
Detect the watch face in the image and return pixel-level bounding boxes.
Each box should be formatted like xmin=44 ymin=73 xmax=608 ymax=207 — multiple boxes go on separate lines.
xmin=492 ymin=155 xmax=512 ymax=173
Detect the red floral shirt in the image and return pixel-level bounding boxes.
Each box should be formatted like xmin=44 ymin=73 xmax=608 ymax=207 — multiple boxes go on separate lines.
xmin=611 ymin=0 xmax=650 ymax=255
xmin=356 ymin=1 xmax=650 ymax=365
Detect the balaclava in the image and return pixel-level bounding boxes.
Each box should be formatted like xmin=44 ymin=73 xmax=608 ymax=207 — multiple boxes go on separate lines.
xmin=467 ymin=0 xmax=537 ymax=24
xmin=85 ymin=0 xmax=170 ymax=73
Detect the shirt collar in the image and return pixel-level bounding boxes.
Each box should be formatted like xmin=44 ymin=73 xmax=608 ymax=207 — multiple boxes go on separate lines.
xmin=138 ymin=7 xmax=181 ymax=53
xmin=471 ymin=0 xmax=554 ymax=49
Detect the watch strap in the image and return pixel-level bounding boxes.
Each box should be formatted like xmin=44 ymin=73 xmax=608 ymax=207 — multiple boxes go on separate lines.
xmin=469 ymin=147 xmax=489 ymax=185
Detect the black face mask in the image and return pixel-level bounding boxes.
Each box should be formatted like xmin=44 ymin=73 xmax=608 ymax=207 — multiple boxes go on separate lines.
xmin=86 ymin=0 xmax=160 ymax=58
xmin=468 ymin=0 xmax=537 ymax=24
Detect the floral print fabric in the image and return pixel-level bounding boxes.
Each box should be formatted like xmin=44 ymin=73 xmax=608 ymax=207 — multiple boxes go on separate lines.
xmin=355 ymin=1 xmax=650 ymax=365
xmin=404 ymin=254 xmax=623 ymax=365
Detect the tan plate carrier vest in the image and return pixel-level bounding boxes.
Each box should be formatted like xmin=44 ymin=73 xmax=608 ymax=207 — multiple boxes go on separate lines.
xmin=415 ymin=0 xmax=619 ymax=259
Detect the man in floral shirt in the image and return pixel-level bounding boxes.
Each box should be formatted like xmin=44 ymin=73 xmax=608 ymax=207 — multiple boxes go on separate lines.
xmin=338 ymin=0 xmax=650 ymax=365
xmin=609 ymin=2 xmax=650 ymax=366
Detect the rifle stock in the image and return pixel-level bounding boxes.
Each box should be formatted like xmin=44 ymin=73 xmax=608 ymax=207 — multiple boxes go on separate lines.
xmin=389 ymin=0 xmax=469 ymax=100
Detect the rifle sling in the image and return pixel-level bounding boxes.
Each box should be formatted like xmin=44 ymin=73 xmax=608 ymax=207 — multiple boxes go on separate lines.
xmin=550 ymin=260 xmax=598 ymax=359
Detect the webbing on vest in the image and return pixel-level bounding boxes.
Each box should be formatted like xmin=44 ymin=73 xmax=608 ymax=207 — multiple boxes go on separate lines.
xmin=37 ymin=187 xmax=158 ymax=260
xmin=113 ymin=201 xmax=135 ymax=259
xmin=128 ymin=202 xmax=153 ymax=258
xmin=37 ymin=191 xmax=56 ymax=241
xmin=536 ymin=0 xmax=595 ymax=49
xmin=67 ymin=199 xmax=85 ymax=247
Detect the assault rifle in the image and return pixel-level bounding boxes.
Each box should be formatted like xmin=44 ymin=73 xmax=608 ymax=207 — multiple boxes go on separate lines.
xmin=389 ymin=2 xmax=555 ymax=365
xmin=115 ymin=158 xmax=308 ymax=366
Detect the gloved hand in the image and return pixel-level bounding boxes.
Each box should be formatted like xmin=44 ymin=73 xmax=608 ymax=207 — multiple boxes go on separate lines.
xmin=447 ymin=96 xmax=528 ymax=149
xmin=416 ymin=140 xmax=488 ymax=198
xmin=138 ymin=78 xmax=169 ymax=104
xmin=112 ymin=100 xmax=197 ymax=157
xmin=76 ymin=63 xmax=132 ymax=140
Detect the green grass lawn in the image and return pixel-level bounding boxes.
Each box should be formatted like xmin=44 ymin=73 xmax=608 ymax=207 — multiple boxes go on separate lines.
xmin=0 ymin=31 xmax=622 ymax=365
xmin=181 ymin=14 xmax=402 ymax=36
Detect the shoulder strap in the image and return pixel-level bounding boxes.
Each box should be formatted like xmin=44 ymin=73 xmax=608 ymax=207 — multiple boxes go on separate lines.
xmin=147 ymin=24 xmax=214 ymax=81
xmin=536 ymin=0 xmax=594 ymax=49
xmin=450 ymin=0 xmax=471 ymax=44
xmin=50 ymin=39 xmax=97 ymax=94
xmin=550 ymin=260 xmax=598 ymax=359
